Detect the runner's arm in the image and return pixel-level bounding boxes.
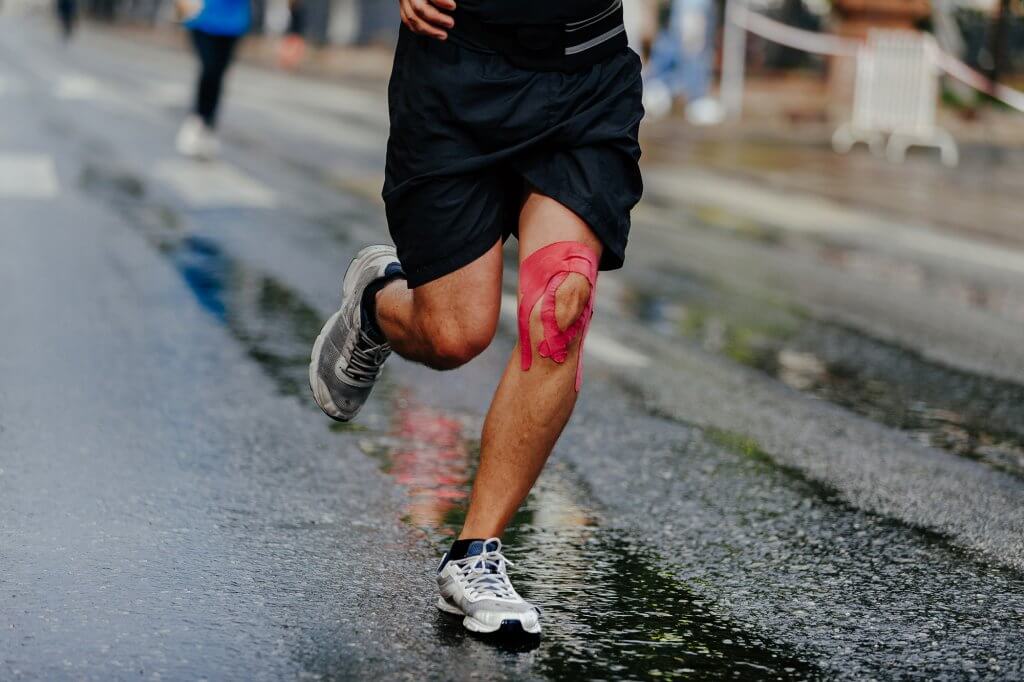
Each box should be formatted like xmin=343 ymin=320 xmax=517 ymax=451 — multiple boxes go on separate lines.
xmin=399 ymin=0 xmax=455 ymax=40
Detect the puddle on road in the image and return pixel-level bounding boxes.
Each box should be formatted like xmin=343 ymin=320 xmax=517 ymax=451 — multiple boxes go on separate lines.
xmin=359 ymin=393 xmax=818 ymax=680
xmin=357 ymin=397 xmax=474 ymax=530
xmin=84 ymin=161 xmax=817 ymax=679
xmin=79 ymin=160 xmax=374 ymax=429
xmin=622 ymin=269 xmax=1024 ymax=479
xmin=170 ymin=234 xmax=326 ymax=400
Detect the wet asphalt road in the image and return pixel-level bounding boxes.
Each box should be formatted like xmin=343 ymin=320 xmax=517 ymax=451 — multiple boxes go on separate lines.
xmin=3 ymin=14 xmax=1024 ymax=680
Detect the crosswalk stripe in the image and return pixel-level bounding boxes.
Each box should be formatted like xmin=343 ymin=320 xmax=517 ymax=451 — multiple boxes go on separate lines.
xmin=54 ymin=74 xmax=103 ymax=100
xmin=146 ymin=82 xmax=189 ymax=106
xmin=582 ymin=332 xmax=652 ymax=368
xmin=0 ymin=72 xmax=28 ymax=97
xmin=648 ymin=167 xmax=1024 ymax=276
xmin=0 ymin=154 xmax=59 ymax=199
xmin=153 ymin=159 xmax=277 ymax=209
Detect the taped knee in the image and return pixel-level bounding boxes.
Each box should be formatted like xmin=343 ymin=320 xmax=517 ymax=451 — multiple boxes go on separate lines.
xmin=517 ymin=241 xmax=599 ymax=392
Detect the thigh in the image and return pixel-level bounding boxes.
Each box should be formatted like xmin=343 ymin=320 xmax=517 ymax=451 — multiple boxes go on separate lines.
xmin=410 ymin=238 xmax=504 ymax=334
xmin=190 ymin=29 xmax=211 ymax=64
xmin=208 ymin=35 xmax=238 ymax=74
xmin=517 ymin=190 xmax=603 ymax=265
xmin=385 ymin=170 xmax=518 ymax=289
xmin=385 ymin=171 xmax=511 ymax=335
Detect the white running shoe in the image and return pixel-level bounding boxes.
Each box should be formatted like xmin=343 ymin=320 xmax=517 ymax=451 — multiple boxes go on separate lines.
xmin=176 ymin=115 xmax=219 ymax=160
xmin=436 ymin=538 xmax=542 ymax=636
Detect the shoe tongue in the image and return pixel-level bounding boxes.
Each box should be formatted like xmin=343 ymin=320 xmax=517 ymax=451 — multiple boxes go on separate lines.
xmin=467 ymin=541 xmax=504 ymax=583
xmin=468 ymin=541 xmax=503 ymax=573
xmin=465 ymin=540 xmax=500 ymax=557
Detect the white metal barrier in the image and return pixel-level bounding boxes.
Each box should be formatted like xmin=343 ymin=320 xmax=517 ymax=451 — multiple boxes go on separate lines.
xmin=720 ymin=2 xmax=1024 ymax=166
xmin=833 ymin=30 xmax=959 ymax=167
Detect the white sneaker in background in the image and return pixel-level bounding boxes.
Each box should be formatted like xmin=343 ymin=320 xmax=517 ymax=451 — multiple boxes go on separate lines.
xmin=686 ymin=97 xmax=726 ymax=126
xmin=176 ymin=115 xmax=219 ymax=160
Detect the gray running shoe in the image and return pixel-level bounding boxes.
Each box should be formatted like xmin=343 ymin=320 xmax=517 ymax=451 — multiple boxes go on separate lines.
xmin=309 ymin=245 xmax=398 ymax=422
xmin=436 ymin=538 xmax=542 ymax=636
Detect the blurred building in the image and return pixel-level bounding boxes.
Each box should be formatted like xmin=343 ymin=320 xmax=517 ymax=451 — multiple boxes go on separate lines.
xmin=70 ymin=0 xmax=1022 ymax=82
xmin=742 ymin=0 xmax=1024 ymax=77
xmin=80 ymin=0 xmax=399 ymax=44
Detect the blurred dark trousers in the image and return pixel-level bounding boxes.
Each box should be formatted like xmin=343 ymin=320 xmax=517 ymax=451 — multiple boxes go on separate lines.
xmin=56 ymin=0 xmax=76 ymax=40
xmin=189 ymin=30 xmax=239 ymax=128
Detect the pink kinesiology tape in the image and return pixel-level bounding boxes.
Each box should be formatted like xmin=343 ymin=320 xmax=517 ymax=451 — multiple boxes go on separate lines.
xmin=518 ymin=241 xmax=599 ymax=392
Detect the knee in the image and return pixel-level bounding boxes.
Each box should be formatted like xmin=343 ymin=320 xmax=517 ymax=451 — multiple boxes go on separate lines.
xmin=422 ymin=319 xmax=496 ymax=370
xmin=552 ymin=273 xmax=593 ymax=331
xmin=517 ymin=241 xmax=599 ymax=390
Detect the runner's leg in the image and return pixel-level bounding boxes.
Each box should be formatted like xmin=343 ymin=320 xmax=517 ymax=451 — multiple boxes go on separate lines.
xmin=189 ymin=31 xmax=212 ymax=123
xmin=458 ymin=190 xmax=602 ymax=538
xmin=195 ymin=34 xmax=238 ymax=128
xmin=375 ymin=239 xmax=503 ymax=370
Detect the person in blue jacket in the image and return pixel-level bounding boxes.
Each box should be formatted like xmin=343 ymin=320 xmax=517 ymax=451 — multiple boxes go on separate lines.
xmin=175 ymin=0 xmax=250 ymax=159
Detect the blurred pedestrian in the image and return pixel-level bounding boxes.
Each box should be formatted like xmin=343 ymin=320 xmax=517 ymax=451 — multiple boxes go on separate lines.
xmin=623 ymin=0 xmax=659 ymax=61
xmin=644 ymin=0 xmax=723 ymax=122
xmin=55 ymin=0 xmax=77 ymax=41
xmin=309 ymin=0 xmax=643 ymax=639
xmin=175 ymin=0 xmax=250 ymax=159
xmin=277 ymin=0 xmax=306 ymax=70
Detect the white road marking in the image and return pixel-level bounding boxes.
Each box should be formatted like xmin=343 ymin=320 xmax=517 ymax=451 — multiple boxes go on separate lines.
xmin=54 ymin=74 xmax=103 ymax=100
xmin=146 ymin=81 xmax=189 ymax=106
xmin=501 ymin=292 xmax=518 ymax=316
xmin=500 ymin=293 xmax=651 ymax=368
xmin=0 ymin=71 xmax=28 ymax=97
xmin=647 ymin=169 xmax=868 ymax=237
xmin=236 ymin=75 xmax=385 ymax=121
xmin=583 ymin=332 xmax=651 ymax=367
xmin=153 ymin=159 xmax=277 ymax=209
xmin=648 ymin=167 xmax=1024 ymax=276
xmin=50 ymin=71 xmax=156 ymax=119
xmin=247 ymin=103 xmax=384 ymax=153
xmin=0 ymin=154 xmax=59 ymax=199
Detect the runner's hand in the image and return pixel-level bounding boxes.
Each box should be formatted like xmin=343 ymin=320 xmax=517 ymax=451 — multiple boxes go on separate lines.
xmin=399 ymin=0 xmax=455 ymax=40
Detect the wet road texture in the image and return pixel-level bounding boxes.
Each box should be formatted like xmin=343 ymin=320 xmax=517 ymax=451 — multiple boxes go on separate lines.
xmin=2 ymin=15 xmax=1024 ymax=681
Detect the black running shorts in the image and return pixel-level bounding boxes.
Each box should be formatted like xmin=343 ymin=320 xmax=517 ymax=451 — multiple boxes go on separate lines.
xmin=382 ymin=25 xmax=644 ymax=288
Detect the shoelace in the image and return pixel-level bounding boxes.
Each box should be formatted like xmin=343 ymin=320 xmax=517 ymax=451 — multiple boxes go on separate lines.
xmin=451 ymin=538 xmax=521 ymax=602
xmin=344 ymin=329 xmax=391 ymax=384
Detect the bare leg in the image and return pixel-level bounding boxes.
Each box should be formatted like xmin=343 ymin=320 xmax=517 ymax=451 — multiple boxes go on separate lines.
xmin=375 ymin=240 xmax=504 ymax=370
xmin=459 ymin=191 xmax=602 ymax=539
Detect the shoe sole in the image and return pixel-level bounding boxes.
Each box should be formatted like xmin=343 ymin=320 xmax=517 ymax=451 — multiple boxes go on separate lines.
xmin=309 ymin=308 xmax=348 ymax=421
xmin=435 ymin=596 xmax=542 ymax=636
xmin=309 ymin=245 xmax=396 ymax=422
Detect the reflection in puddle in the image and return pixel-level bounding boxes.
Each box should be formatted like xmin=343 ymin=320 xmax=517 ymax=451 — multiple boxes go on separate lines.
xmin=170 ymin=235 xmax=329 ymax=400
xmin=363 ymin=393 xmax=817 ymax=680
xmin=623 ymin=272 xmax=1024 ymax=479
xmin=359 ymin=395 xmax=473 ymax=530
xmin=80 ymin=161 xmax=330 ymax=402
